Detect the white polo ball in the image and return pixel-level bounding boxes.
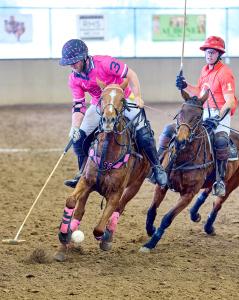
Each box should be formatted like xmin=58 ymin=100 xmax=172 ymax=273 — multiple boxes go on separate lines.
xmin=71 ymin=230 xmax=85 ymax=243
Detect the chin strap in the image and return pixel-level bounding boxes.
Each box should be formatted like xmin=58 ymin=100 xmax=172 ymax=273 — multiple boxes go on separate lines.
xmin=83 ymin=55 xmax=94 ymax=74
xmin=213 ymin=53 xmax=223 ymax=66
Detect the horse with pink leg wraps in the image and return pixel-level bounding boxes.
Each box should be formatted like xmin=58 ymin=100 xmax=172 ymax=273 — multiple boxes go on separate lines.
xmin=54 ymin=80 xmax=151 ymax=261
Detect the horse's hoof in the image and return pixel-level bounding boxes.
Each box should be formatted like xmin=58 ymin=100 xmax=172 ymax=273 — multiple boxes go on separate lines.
xmin=139 ymin=246 xmax=151 ymax=253
xmin=53 ymin=251 xmax=66 ymax=262
xmin=191 ymin=213 xmax=201 ymax=223
xmin=93 ymin=228 xmax=104 ymax=241
xmin=204 ymin=225 xmax=216 ymax=236
xmin=99 ymin=229 xmax=113 ymax=251
xmin=100 ymin=241 xmax=112 ymax=251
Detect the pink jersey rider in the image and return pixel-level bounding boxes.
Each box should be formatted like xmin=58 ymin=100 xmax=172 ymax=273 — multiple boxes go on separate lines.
xmin=59 ymin=39 xmax=167 ymax=189
xmin=69 ymin=55 xmax=131 ymax=109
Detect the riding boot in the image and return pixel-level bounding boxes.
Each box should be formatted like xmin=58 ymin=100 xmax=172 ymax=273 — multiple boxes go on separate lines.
xmin=157 ymin=123 xmax=176 ymax=160
xmin=64 ymin=129 xmax=87 ymax=188
xmin=64 ymin=155 xmax=87 ymax=188
xmin=212 ymin=159 xmax=227 ymax=197
xmin=136 ymin=127 xmax=167 ymax=187
xmin=212 ymin=132 xmax=229 ymax=197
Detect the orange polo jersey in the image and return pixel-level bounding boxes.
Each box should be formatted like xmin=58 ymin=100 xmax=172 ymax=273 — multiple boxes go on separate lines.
xmin=198 ymin=61 xmax=237 ymax=114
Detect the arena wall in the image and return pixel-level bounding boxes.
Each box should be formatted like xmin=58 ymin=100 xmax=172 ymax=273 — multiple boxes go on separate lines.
xmin=0 ymin=58 xmax=238 ymax=105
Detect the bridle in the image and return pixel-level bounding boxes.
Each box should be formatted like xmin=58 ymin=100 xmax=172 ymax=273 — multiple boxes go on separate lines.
xmin=167 ymin=99 xmax=214 ymax=173
xmin=176 ymin=101 xmax=204 ymax=144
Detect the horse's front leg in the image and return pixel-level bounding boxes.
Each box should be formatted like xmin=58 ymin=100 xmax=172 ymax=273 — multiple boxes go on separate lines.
xmin=54 ymin=178 xmax=92 ymax=261
xmin=146 ymin=185 xmax=168 ymax=237
xmin=140 ymin=192 xmax=195 ymax=252
xmin=190 ymin=187 xmax=211 ymax=222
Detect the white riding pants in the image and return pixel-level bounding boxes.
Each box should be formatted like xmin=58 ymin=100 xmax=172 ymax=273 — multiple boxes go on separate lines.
xmin=203 ymin=108 xmax=231 ymax=135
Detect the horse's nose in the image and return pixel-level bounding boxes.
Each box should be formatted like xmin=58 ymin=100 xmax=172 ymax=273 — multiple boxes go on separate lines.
xmin=102 ymin=116 xmax=115 ymax=132
xmin=175 ymin=138 xmax=187 ymax=151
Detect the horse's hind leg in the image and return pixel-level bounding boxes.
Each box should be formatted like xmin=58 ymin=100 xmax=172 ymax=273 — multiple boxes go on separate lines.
xmin=99 ymin=211 xmax=121 ymax=251
xmin=204 ymin=174 xmax=239 ymax=235
xmin=146 ymin=185 xmax=168 ymax=237
xmin=117 ymin=179 xmax=145 ymax=214
xmin=190 ymin=188 xmax=211 ymax=222
xmin=99 ymin=178 xmax=146 ymax=251
xmin=94 ymin=192 xmax=122 ymax=242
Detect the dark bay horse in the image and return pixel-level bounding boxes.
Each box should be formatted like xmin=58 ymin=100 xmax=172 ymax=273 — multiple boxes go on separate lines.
xmin=140 ymin=90 xmax=239 ymax=252
xmin=55 ymin=80 xmax=151 ymax=261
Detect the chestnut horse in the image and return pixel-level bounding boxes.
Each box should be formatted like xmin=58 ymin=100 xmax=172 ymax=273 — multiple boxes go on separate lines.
xmin=55 ymin=80 xmax=151 ymax=261
xmin=140 ymin=91 xmax=239 ymax=252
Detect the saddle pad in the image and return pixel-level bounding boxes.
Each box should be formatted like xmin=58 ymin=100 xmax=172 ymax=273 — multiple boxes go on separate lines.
xmin=229 ymin=139 xmax=238 ymax=161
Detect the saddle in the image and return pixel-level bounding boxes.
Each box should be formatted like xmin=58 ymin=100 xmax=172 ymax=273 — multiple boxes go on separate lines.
xmin=160 ymin=129 xmax=238 ymax=174
xmin=208 ymin=132 xmax=238 ymax=161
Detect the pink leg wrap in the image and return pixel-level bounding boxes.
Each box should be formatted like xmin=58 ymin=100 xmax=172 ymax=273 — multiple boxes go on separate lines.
xmin=59 ymin=207 xmax=74 ymax=234
xmin=70 ymin=218 xmax=81 ymax=232
xmin=107 ymin=212 xmax=120 ymax=233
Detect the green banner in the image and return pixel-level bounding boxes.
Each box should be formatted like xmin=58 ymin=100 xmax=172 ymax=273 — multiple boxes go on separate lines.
xmin=152 ymin=15 xmax=206 ymax=41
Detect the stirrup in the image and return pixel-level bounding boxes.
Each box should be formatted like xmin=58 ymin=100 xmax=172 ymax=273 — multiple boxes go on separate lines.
xmin=64 ymin=173 xmax=81 ymax=188
xmin=212 ymin=180 xmax=226 ymax=197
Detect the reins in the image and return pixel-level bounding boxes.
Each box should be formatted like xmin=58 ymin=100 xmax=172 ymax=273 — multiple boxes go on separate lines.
xmin=168 ymin=101 xmax=214 ymax=172
xmin=92 ymin=93 xmax=144 ymax=173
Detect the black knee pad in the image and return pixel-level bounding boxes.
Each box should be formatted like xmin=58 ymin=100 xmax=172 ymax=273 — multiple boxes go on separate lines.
xmin=214 ymin=132 xmax=229 ymax=149
xmin=214 ymin=132 xmax=229 ymax=160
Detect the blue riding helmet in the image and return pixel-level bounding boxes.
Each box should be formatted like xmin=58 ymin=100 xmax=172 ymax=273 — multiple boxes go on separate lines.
xmin=59 ymin=39 xmax=88 ymax=66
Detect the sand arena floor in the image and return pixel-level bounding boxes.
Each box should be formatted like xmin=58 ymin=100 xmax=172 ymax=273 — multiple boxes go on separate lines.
xmin=0 ymin=103 xmax=239 ymax=300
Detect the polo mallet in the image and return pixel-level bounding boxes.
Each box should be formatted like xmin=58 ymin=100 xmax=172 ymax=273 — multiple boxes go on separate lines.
xmin=179 ymin=0 xmax=187 ymax=77
xmin=2 ymin=139 xmax=73 ymax=245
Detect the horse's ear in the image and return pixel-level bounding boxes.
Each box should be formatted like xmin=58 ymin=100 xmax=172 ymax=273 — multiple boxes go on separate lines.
xmin=120 ymin=78 xmax=128 ymax=90
xmin=198 ymin=89 xmax=209 ymax=105
xmin=96 ymin=78 xmax=106 ymax=90
xmin=181 ymin=90 xmax=190 ymax=101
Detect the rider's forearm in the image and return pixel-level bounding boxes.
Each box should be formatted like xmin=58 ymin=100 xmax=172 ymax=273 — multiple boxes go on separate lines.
xmin=72 ymin=112 xmax=84 ymax=128
xmin=220 ymin=94 xmax=236 ymax=117
xmin=127 ymin=68 xmax=141 ymax=98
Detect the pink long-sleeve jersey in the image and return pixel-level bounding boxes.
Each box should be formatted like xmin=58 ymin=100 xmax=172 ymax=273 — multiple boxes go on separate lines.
xmin=68 ymin=55 xmax=131 ymax=113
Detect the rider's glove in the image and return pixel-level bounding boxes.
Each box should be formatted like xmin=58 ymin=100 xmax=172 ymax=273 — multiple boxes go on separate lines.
xmin=203 ymin=115 xmax=221 ymax=130
xmin=69 ymin=127 xmax=81 ymax=143
xmin=135 ymin=96 xmax=144 ymax=108
xmin=176 ymin=75 xmax=187 ymax=90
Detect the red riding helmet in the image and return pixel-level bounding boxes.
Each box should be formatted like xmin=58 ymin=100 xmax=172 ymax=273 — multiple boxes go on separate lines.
xmin=200 ymin=36 xmax=226 ymax=53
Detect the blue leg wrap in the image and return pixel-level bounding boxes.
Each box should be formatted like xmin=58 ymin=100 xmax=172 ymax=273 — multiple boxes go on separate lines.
xmin=146 ymin=206 xmax=157 ymax=236
xmin=102 ymin=229 xmax=111 ymax=241
xmin=190 ymin=191 xmax=208 ymax=221
xmin=204 ymin=209 xmax=218 ymax=234
xmin=143 ymin=211 xmax=174 ymax=249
